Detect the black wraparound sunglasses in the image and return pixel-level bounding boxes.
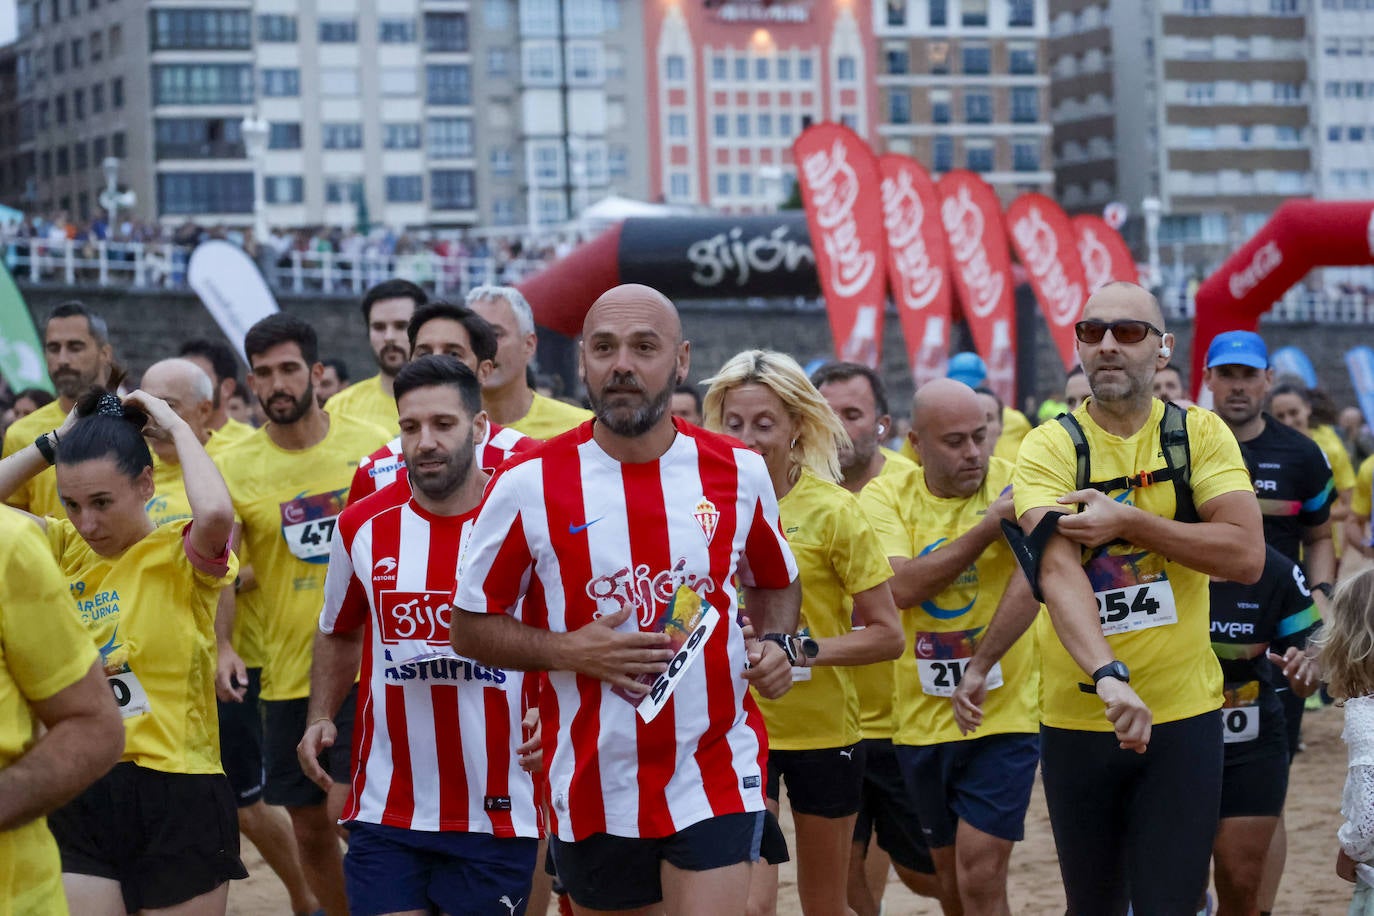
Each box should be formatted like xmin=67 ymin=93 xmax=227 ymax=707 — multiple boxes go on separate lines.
xmin=1074 ymin=319 xmax=1164 ymax=345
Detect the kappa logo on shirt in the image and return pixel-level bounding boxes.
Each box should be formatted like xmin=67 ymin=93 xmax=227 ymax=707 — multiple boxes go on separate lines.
xmin=368 ymin=458 xmax=403 ymax=478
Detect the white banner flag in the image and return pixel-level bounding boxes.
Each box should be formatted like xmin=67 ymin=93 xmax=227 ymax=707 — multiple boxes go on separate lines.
xmin=188 ymin=241 xmax=280 ymax=363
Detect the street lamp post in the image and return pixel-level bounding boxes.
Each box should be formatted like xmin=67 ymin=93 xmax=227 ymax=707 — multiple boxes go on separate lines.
xmin=240 ymin=114 xmax=270 ymax=250
xmin=98 ymin=156 xmax=134 ymax=236
xmin=1142 ymin=196 xmax=1163 ymax=291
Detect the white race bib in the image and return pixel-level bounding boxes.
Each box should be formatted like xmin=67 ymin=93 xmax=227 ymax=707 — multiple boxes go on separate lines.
xmin=1221 ymin=706 xmax=1259 ymax=744
xmin=635 ymin=604 xmax=720 ymax=722
xmin=1095 ymin=580 xmax=1178 ymax=636
xmin=283 ymin=517 xmax=337 ymax=561
xmin=108 ymin=669 xmax=151 ymax=719
xmin=913 ymin=630 xmax=1002 ymax=698
xmin=791 ymin=666 xmax=813 ymax=682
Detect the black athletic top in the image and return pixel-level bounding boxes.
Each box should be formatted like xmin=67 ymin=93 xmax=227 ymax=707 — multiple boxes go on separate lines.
xmin=1239 ymin=415 xmax=1334 ymax=569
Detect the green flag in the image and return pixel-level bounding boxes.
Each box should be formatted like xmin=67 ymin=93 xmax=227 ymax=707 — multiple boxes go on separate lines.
xmin=0 ymin=262 xmax=51 ymax=394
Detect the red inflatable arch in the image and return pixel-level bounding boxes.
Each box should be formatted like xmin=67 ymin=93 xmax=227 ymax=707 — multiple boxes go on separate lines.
xmin=1191 ymin=200 xmax=1374 ymax=397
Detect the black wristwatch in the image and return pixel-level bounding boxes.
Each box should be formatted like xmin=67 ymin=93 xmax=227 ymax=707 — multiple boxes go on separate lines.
xmin=761 ymin=633 xmax=820 ymax=667
xmin=1313 ymin=582 xmax=1334 ymax=599
xmin=1079 ymin=660 xmax=1131 ymax=694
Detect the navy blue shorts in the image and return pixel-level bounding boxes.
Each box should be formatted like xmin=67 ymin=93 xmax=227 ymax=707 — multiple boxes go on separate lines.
xmin=853 ymin=738 xmax=934 ymax=874
xmin=549 ymin=811 xmax=764 ymax=911
xmin=344 ymin=821 xmax=538 ymax=916
xmin=765 ymin=742 xmax=866 ymax=818
xmin=896 ymin=733 xmax=1039 ymax=848
xmin=217 ymin=666 xmax=263 ymax=808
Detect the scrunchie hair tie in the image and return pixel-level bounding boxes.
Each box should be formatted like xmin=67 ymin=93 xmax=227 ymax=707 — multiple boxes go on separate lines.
xmin=94 ymin=393 xmax=125 ymax=417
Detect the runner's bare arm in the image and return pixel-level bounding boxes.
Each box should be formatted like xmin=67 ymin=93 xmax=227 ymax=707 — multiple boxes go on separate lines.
xmin=298 ymin=627 xmax=364 ymax=790
xmin=0 ymin=438 xmax=56 ymax=506
xmin=810 ymin=582 xmax=904 ymax=666
xmin=952 ymin=570 xmax=1039 ymax=734
xmin=1301 ymin=519 xmax=1335 ymax=610
xmin=213 ymin=587 xmax=246 ymax=702
xmin=1054 ymin=488 xmax=1264 ymax=584
xmin=739 ymin=578 xmax=801 ymax=637
xmin=886 ymin=489 xmax=1011 ymax=608
xmin=0 ymin=660 xmax=123 ymax=831
xmin=450 ymin=605 xmax=674 ymax=695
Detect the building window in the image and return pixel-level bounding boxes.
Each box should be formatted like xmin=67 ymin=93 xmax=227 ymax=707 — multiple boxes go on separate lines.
xmin=712 ymin=56 xmax=726 ymax=80
xmin=966 ymin=141 xmax=994 ymax=172
xmin=734 ymin=57 xmax=748 ymax=81
xmin=109 ymin=24 xmax=122 ymax=56
xmin=492 ymin=198 xmax=517 ymax=225
xmin=533 ymin=144 xmax=562 ymax=182
xmin=666 ymin=54 xmax=686 ymax=81
xmin=1009 ymin=0 xmax=1034 ymax=26
xmin=75 ymin=142 xmax=88 ymax=170
xmin=837 ymin=56 xmax=856 ymax=82
xmin=383 ymin=123 xmax=422 ymax=150
xmin=780 ymin=113 xmax=794 ymax=137
xmin=53 ymin=44 xmax=65 ymax=73
xmin=886 ymin=0 xmax=907 ymax=26
xmin=428 ymin=118 xmax=473 ymax=158
xmin=964 ymin=92 xmax=992 ymax=124
xmin=91 ymin=83 xmax=103 ymax=113
xmin=431 ymin=170 xmax=475 ymax=209
xmin=608 ymin=145 xmax=628 ymax=178
xmin=798 ymin=57 xmax=814 ymax=80
xmin=756 ymin=58 xmax=770 ymax=80
xmin=380 ymin=17 xmax=417 ymax=43
xmin=380 ymin=68 xmax=418 ymax=96
xmin=261 ymin=68 xmax=300 ymax=98
xmin=93 ymin=136 xmax=106 ymax=161
xmin=323 ymin=123 xmax=363 ymax=150
xmin=668 ymin=173 xmax=690 ymax=199
xmin=154 ymin=65 xmax=254 ymax=105
xmin=258 ymin=14 xmax=296 ymax=42
xmin=778 ymin=57 xmax=791 ymax=80
xmin=569 ymin=44 xmax=601 ymax=82
xmin=931 ymin=90 xmax=951 ymax=123
xmin=155 ymin=117 xmax=245 ymax=158
xmin=269 ymin=122 xmax=301 ymax=149
xmin=716 ymin=172 xmax=730 ymax=196
xmin=714 ymin=114 xmax=728 ymax=137
xmin=736 ymin=114 xmax=750 ymax=137
xmin=265 ymin=176 xmax=303 ymax=204
xmin=886 ymin=48 xmax=909 ymax=74
xmin=1013 ymin=139 xmax=1040 ymax=171
xmin=1009 ymin=43 xmax=1037 ymax=75
xmin=522 ymin=44 xmax=560 ymax=83
xmin=1351 ymin=126 xmax=1367 ymax=141
xmin=759 ymin=113 xmax=773 ymax=136
xmin=321 ymin=69 xmax=360 ymax=97
xmin=1328 ymin=125 xmax=1341 ymax=142
xmin=668 ymin=113 xmax=688 ymax=138
xmin=933 ymin=136 xmax=953 ymax=171
xmin=318 ymin=18 xmax=357 ymax=42
xmin=55 ymin=95 xmax=66 ymax=125
xmin=519 ymin=0 xmax=559 ymax=35
xmin=112 ymin=77 xmax=124 ymax=109
xmin=424 ymin=13 xmax=467 ymax=52
xmin=426 ymin=66 xmax=471 ymax=105
xmin=930 ymin=0 xmax=948 ymax=27
xmin=71 ymin=38 xmax=83 ymax=68
xmin=112 ymin=131 xmax=125 ymax=157
xmin=962 ymin=44 xmax=991 ymax=75
xmin=739 ymin=173 xmax=753 ymax=196
xmin=1011 ymin=87 xmax=1039 ymax=123
xmin=385 ymin=175 xmax=424 ymax=203
xmin=1185 ymin=82 xmax=1216 ymax=104
xmin=888 ymin=90 xmax=911 ymax=124
xmin=73 ymin=89 xmax=84 ymax=119
xmin=485 ymin=0 xmax=513 ymax=29
xmin=90 ymin=30 xmax=103 ymax=61
xmin=962 ymin=0 xmax=989 ymax=26
xmin=490 ymin=148 xmax=514 ymax=176
xmin=488 ymin=48 xmax=511 ymax=77
xmin=325 ymin=179 xmax=362 ymax=204
xmin=158 ymin=172 xmax=254 ymax=214
xmin=150 ymin=9 xmax=252 ymax=50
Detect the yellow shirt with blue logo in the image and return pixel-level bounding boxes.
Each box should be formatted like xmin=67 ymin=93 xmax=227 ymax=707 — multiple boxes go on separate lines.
xmin=861 ymin=457 xmax=1039 ymax=745
xmin=1013 ymin=400 xmax=1253 ymax=730
xmin=754 ymin=471 xmax=894 ymax=751
xmin=218 ymin=416 xmax=390 ymax=701
xmin=44 ymin=518 xmax=237 ymax=774
xmin=0 ymin=510 xmax=96 ymax=915
xmin=851 ymin=448 xmax=917 ymax=740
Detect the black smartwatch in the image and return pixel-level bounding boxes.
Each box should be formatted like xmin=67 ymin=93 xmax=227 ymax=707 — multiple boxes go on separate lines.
xmin=761 ymin=633 xmax=820 ymax=667
xmin=1313 ymin=582 xmax=1334 ymax=599
xmin=1079 ymin=660 xmax=1131 ymax=694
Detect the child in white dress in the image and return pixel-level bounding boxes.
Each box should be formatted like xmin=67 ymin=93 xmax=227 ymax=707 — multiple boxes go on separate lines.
xmin=1317 ymin=568 xmax=1374 ymax=915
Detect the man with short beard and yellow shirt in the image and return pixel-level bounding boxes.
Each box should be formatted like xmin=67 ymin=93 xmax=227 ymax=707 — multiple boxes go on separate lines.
xmin=218 ymin=315 xmax=390 ymax=916
xmin=861 ymin=379 xmax=1040 ymax=916
xmin=810 ymin=361 xmax=939 ymax=916
xmin=324 ymin=279 xmax=427 ymax=432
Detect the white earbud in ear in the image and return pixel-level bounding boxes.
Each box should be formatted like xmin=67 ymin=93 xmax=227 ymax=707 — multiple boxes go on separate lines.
xmin=877 ymin=424 xmax=886 ymax=435
xmin=1159 ymin=345 xmax=1172 ymax=359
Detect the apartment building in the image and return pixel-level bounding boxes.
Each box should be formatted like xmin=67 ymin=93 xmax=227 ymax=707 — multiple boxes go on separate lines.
xmin=875 ymin=0 xmax=1055 ymax=202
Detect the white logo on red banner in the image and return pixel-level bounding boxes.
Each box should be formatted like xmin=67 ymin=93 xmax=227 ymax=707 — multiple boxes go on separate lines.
xmin=941 ymin=185 xmax=1005 ymax=321
xmin=1010 ymin=204 xmax=1083 ymax=327
xmin=1228 ymin=241 xmax=1283 ymax=300
xmin=881 ymin=168 xmax=944 ymax=313
xmin=800 ymin=139 xmax=878 ymax=298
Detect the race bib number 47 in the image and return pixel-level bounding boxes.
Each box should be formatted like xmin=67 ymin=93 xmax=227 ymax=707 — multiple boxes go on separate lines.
xmin=279 ymin=491 xmax=346 ymax=563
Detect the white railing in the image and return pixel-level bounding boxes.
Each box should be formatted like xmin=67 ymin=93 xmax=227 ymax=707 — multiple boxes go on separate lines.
xmin=0 ymin=235 xmax=550 ymax=299
xmin=1160 ymin=285 xmax=1374 ymax=323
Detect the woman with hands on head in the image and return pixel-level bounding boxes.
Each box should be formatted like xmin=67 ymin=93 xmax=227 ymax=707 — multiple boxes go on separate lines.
xmin=0 ymin=380 xmax=244 ymax=916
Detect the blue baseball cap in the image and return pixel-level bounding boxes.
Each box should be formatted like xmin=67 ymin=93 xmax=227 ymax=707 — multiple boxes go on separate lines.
xmin=1205 ymin=331 xmax=1269 ymax=370
xmin=947 ymin=352 xmax=987 ymax=387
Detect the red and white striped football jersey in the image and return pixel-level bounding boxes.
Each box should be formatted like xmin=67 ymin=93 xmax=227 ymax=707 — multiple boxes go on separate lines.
xmin=319 ymin=486 xmax=539 ymax=837
xmin=454 ymin=419 xmax=798 ymax=842
xmin=347 ymin=421 xmax=533 ymax=504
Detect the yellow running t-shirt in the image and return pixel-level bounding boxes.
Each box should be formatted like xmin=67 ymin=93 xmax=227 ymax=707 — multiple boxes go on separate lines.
xmin=862 ymin=457 xmax=1039 ymax=746
xmin=0 ymin=510 xmax=97 ymax=915
xmin=218 ymin=417 xmax=391 ymax=701
xmin=507 ymin=393 xmax=593 ymax=441
xmin=1355 ymin=454 xmax=1374 ymax=518
xmin=754 ymin=471 xmax=893 ymax=751
xmin=325 ymin=374 xmax=398 ymax=432
xmin=1 ymin=399 xmax=68 ymax=519
xmin=1311 ymin=424 xmax=1355 ymax=492
xmin=147 ymin=430 xmax=263 ymax=668
xmin=45 ymin=518 xmax=236 ymax=774
xmin=851 ymin=448 xmax=917 ymax=741
xmin=1014 ymin=400 xmax=1252 ymax=730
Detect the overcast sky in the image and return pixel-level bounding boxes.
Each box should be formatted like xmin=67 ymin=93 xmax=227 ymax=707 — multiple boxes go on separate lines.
xmin=0 ymin=1 xmax=15 ymax=45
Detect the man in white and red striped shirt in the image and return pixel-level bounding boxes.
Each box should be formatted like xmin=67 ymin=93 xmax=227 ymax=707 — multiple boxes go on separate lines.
xmin=452 ymin=284 xmax=802 ymax=916
xmin=348 ymin=301 xmax=537 ymax=504
xmin=299 ymin=355 xmax=540 ymax=916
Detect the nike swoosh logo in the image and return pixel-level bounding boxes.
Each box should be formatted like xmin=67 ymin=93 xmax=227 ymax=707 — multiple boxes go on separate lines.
xmin=569 ymin=517 xmax=604 ymax=535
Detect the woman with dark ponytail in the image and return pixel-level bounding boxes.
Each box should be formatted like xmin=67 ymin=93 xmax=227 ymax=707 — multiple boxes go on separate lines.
xmin=0 ymin=381 xmax=244 ymax=915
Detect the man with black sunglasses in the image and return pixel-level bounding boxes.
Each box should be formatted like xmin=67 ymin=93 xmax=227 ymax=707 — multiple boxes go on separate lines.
xmin=1005 ymin=281 xmax=1264 ymax=913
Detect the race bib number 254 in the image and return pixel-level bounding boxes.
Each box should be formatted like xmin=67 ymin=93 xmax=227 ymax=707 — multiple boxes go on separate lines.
xmin=1095 ymin=581 xmax=1177 ymax=636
